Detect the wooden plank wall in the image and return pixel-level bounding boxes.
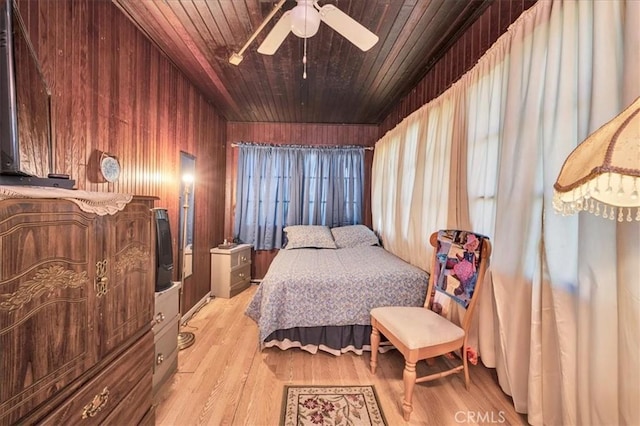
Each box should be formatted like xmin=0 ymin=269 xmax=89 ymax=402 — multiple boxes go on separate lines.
xmin=226 ymin=122 xmax=378 ymax=279
xmin=379 ymin=0 xmax=537 ymax=134
xmin=16 ymin=0 xmax=536 ymax=307
xmin=17 ymin=0 xmax=226 ymax=313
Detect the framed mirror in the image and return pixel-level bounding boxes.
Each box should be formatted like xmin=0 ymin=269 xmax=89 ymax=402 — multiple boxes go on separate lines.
xmin=179 ymin=151 xmax=196 ymax=281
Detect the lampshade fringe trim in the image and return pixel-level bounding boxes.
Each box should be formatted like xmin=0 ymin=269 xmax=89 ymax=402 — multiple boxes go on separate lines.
xmin=553 ymin=174 xmax=640 ymax=221
xmin=553 ymin=191 xmax=640 ymax=221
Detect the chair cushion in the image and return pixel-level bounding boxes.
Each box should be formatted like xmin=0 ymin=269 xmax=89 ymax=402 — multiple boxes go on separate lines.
xmin=371 ymin=306 xmax=465 ymax=350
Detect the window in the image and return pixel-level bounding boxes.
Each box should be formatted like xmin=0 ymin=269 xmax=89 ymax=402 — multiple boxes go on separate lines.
xmin=234 ymin=144 xmax=364 ymax=250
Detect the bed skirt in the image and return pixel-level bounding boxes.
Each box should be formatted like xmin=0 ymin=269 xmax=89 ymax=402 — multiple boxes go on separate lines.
xmin=263 ymin=325 xmax=392 ymax=356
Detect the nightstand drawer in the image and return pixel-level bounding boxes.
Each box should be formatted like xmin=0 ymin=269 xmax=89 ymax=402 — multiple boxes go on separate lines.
xmin=230 ymin=263 xmax=251 ymax=288
xmin=230 ymin=248 xmax=251 ymax=268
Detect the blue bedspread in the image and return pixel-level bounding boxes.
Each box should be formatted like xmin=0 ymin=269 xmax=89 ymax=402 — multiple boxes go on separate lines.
xmin=245 ymin=246 xmax=429 ymax=345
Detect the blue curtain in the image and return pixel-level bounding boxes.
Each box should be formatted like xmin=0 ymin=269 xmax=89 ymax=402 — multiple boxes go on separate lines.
xmin=234 ymin=144 xmax=364 ymax=249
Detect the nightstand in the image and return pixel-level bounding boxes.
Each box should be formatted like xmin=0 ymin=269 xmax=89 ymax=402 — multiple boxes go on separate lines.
xmin=210 ymin=244 xmax=252 ymax=298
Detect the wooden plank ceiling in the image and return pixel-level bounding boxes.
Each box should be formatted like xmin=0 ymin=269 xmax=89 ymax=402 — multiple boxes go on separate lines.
xmin=113 ymin=0 xmax=492 ymax=124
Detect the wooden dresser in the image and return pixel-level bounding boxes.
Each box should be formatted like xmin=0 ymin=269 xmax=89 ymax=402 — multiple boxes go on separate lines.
xmin=210 ymin=244 xmax=252 ymax=298
xmin=0 ymin=195 xmax=156 ymax=425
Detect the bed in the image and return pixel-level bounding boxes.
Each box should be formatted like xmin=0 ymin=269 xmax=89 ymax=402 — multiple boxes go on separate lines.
xmin=245 ymin=225 xmax=429 ymax=355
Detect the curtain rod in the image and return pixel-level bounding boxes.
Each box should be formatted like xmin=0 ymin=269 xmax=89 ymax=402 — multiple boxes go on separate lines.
xmin=230 ymin=142 xmax=374 ymax=151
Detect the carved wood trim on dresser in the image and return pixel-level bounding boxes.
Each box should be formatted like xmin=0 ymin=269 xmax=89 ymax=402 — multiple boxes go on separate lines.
xmin=0 ymin=195 xmax=156 ymax=425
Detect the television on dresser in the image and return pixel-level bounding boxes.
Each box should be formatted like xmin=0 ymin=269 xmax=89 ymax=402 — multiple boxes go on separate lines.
xmin=0 ymin=0 xmax=73 ymax=188
xmin=153 ymin=208 xmax=175 ymax=292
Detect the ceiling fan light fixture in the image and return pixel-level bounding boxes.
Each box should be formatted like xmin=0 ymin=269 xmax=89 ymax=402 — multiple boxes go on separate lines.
xmin=255 ymin=0 xmax=378 ymax=59
xmin=290 ymin=2 xmax=320 ymax=38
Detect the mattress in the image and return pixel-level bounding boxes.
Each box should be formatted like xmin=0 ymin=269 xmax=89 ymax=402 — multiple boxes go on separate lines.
xmin=245 ymin=245 xmax=429 ymax=354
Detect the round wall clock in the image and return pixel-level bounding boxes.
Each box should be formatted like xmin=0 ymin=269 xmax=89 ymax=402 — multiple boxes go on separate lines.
xmin=100 ymin=154 xmax=121 ymax=182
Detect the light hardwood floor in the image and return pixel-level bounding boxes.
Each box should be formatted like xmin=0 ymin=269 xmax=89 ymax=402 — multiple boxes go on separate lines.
xmin=154 ymin=284 xmax=527 ymax=425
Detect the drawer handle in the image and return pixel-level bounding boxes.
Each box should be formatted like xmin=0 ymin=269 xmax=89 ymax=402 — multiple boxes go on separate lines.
xmin=155 ymin=312 xmax=165 ymax=324
xmin=239 ymin=272 xmax=245 ymax=279
xmin=82 ymin=387 xmax=109 ymax=419
xmin=95 ymin=260 xmax=109 ymax=298
xmin=157 ymin=353 xmax=165 ymax=365
xmin=240 ymin=256 xmax=247 ymax=262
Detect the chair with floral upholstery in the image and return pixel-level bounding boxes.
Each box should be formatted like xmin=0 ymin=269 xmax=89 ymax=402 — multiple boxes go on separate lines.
xmin=369 ymin=229 xmax=491 ymax=421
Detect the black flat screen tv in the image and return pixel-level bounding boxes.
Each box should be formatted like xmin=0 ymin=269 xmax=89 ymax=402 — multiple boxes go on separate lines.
xmin=0 ymin=0 xmax=73 ymax=188
xmin=154 ymin=208 xmax=175 ymax=292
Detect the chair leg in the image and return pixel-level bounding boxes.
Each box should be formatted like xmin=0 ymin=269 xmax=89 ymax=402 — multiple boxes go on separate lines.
xmin=463 ymin=350 xmax=470 ymax=389
xmin=370 ymin=325 xmax=380 ymax=374
xmin=402 ymin=361 xmax=416 ymax=421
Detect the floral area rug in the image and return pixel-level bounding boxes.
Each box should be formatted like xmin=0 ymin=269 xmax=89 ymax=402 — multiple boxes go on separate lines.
xmin=280 ymin=385 xmax=387 ymax=426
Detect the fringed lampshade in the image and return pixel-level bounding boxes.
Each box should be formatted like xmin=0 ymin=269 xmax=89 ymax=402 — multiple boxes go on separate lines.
xmin=553 ymin=97 xmax=640 ymax=221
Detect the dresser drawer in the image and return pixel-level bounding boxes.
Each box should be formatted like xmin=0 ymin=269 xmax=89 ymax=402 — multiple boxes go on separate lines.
xmin=153 ymin=282 xmax=180 ymax=335
xmin=153 ymin=347 xmax=178 ymax=394
xmin=102 ymin=370 xmax=153 ymax=425
xmin=138 ymin=405 xmax=156 ymax=426
xmin=153 ymin=315 xmax=178 ymax=393
xmin=40 ymin=332 xmax=153 ymax=425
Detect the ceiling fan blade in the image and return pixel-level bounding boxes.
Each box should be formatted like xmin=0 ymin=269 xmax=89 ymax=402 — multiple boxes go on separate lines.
xmin=257 ymin=11 xmax=292 ymax=55
xmin=318 ymin=4 xmax=379 ymax=51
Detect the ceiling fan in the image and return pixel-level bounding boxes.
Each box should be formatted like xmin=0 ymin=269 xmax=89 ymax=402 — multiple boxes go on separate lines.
xmin=229 ymin=0 xmax=379 ymax=66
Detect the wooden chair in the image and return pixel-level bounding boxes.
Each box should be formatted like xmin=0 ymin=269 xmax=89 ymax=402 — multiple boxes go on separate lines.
xmin=370 ymin=230 xmax=491 ymax=421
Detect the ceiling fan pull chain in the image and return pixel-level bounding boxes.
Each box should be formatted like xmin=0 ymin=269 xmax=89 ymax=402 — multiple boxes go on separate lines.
xmin=303 ymin=4 xmax=308 ymax=79
xmin=303 ymin=38 xmax=308 ymax=79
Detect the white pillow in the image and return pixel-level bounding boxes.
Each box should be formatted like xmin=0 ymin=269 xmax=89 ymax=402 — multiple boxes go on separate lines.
xmin=283 ymin=225 xmax=337 ymax=249
xmin=330 ymin=225 xmax=380 ymax=248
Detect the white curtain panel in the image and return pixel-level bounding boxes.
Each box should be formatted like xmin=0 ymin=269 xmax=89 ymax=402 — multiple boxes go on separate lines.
xmin=372 ymin=94 xmax=458 ymax=270
xmin=371 ymin=1 xmax=640 ymax=424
